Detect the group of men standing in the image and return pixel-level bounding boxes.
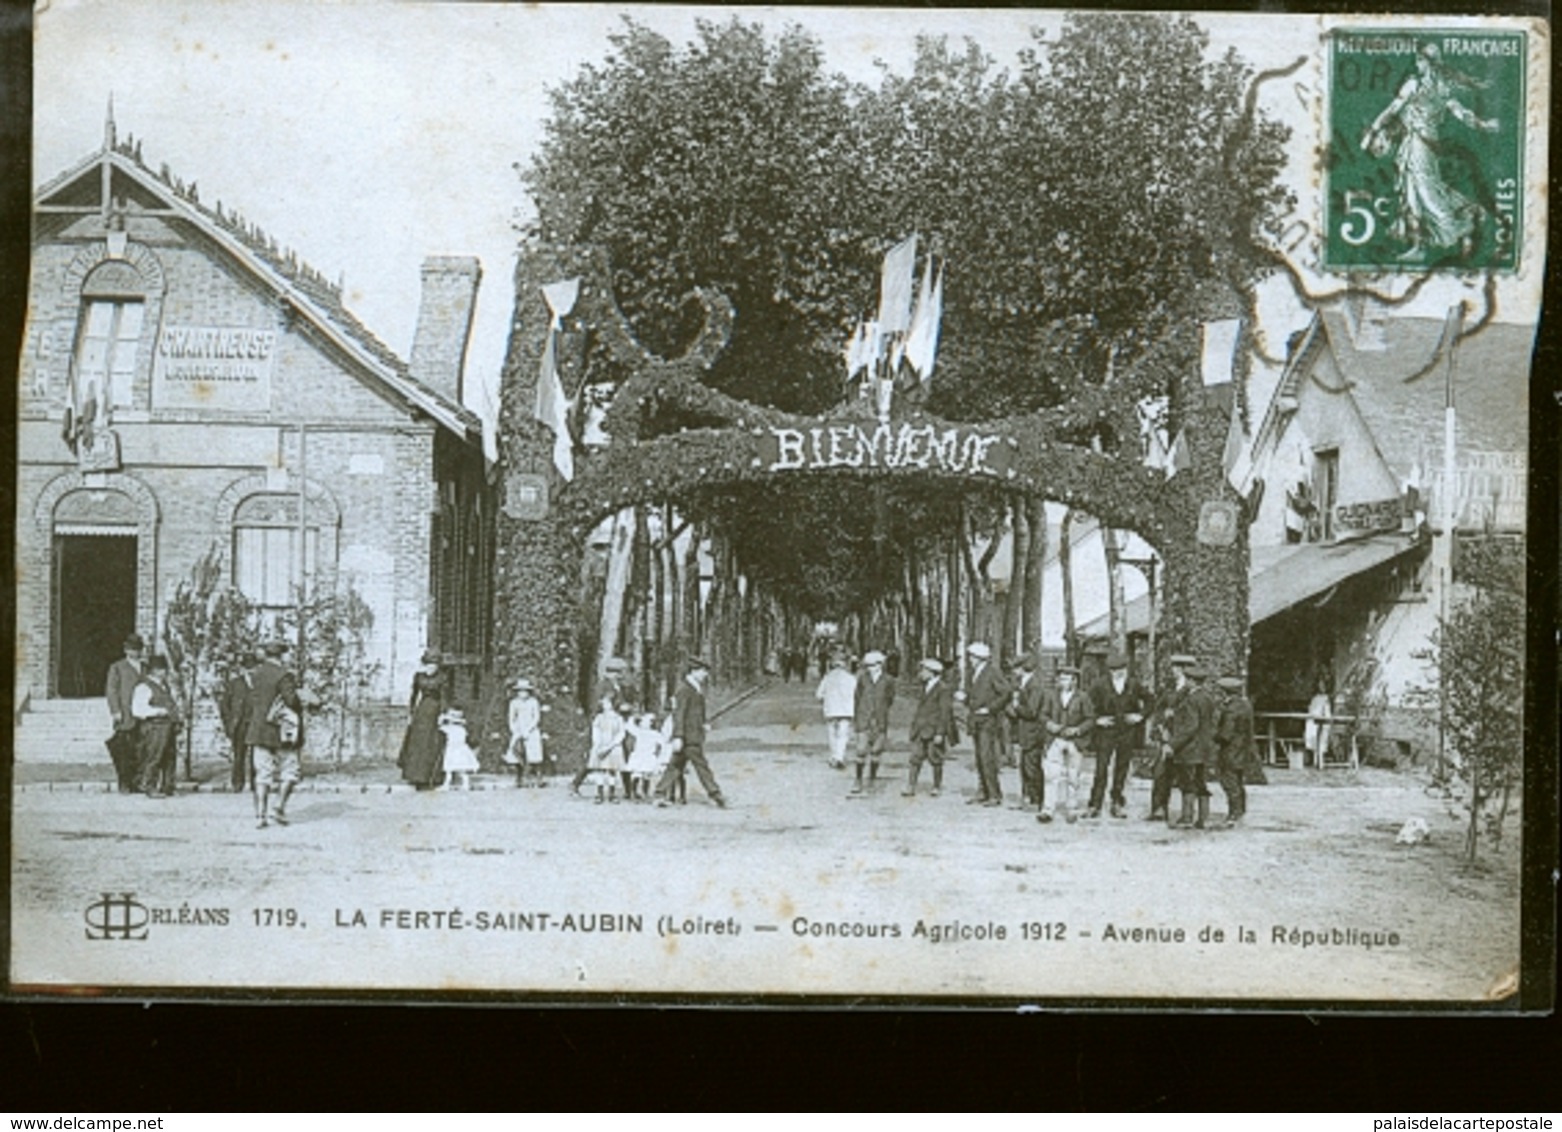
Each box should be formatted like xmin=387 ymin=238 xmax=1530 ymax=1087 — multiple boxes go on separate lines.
xmin=105 ymin=634 xmax=304 ymax=829
xmin=821 ymin=638 xmax=1261 ymax=829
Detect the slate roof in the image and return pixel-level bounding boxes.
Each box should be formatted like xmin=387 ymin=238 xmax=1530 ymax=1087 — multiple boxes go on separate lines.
xmin=35 ymin=139 xmax=481 ymax=444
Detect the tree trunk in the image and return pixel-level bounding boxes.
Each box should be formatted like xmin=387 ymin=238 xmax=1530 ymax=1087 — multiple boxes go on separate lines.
xmin=1060 ymin=508 xmax=1078 ymax=664
xmin=1104 ymin=525 xmax=1128 ymax=654
xmin=1022 ymin=496 xmax=1046 ymax=655
xmin=1004 ymin=497 xmax=1028 ymax=664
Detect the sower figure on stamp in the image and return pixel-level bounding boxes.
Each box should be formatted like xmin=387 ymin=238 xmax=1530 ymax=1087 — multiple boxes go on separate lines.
xmin=903 ymin=657 xmax=954 ymax=798
xmin=248 ymin=640 xmax=303 ymax=829
xmin=654 ymin=656 xmax=726 ymax=809
xmin=962 ymin=641 xmax=1009 ymax=808
xmin=850 ymin=649 xmax=895 ymax=796
xmin=1214 ymin=674 xmax=1259 ymax=828
xmin=1088 ymin=650 xmax=1147 ymax=819
xmin=104 ymin=632 xmax=144 ymax=793
xmin=131 ymin=654 xmax=181 ymax=797
xmin=1040 ymin=665 xmax=1094 ymax=824
xmin=218 ymin=651 xmax=258 ymax=794
xmin=1169 ymin=662 xmax=1218 ymax=830
xmin=1010 ymin=653 xmax=1048 ymax=813
xmin=1146 ymin=653 xmax=1196 ymax=821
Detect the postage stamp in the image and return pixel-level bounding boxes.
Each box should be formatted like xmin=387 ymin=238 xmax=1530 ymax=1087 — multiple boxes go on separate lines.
xmin=10 ymin=4 xmax=1550 ymax=1006
xmin=1324 ymin=28 xmax=1527 ymax=273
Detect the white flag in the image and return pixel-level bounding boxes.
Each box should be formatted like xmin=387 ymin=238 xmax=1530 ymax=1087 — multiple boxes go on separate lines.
xmin=534 ymin=278 xmax=580 ymax=481
xmin=905 ymin=261 xmax=943 ymax=381
xmin=1200 ymin=319 xmax=1242 ymax=387
xmin=877 ymin=235 xmax=918 ymax=335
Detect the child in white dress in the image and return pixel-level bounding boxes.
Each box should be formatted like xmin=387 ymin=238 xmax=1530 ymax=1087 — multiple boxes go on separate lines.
xmin=438 ymin=708 xmax=479 ymax=791
xmin=624 ymin=712 xmax=663 ymax=801
xmin=587 ymin=703 xmax=626 ymax=804
xmin=505 ymin=678 xmax=545 ymax=788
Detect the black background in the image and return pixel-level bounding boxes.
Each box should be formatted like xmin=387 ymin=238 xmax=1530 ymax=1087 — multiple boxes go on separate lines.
xmin=1 ymin=0 xmax=1557 ymax=1112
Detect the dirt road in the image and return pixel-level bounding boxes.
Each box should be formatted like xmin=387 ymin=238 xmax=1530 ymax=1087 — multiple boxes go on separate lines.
xmin=10 ymin=680 xmax=1520 ymax=1001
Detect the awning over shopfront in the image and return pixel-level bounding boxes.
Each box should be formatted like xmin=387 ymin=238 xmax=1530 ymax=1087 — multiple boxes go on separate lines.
xmin=1081 ymin=534 xmax=1423 ymax=640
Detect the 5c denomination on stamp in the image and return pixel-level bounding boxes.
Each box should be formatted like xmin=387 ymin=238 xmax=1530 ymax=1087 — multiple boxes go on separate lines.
xmin=1325 ymin=28 xmax=1526 ymax=273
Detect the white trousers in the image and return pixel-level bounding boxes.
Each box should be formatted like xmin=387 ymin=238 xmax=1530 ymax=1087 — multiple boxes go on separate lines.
xmin=825 ymin=718 xmax=853 ymax=765
xmin=1043 ymin=738 xmax=1084 ymax=816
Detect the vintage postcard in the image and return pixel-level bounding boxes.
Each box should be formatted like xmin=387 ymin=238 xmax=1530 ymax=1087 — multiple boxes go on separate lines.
xmin=10 ymin=3 xmax=1549 ymax=1004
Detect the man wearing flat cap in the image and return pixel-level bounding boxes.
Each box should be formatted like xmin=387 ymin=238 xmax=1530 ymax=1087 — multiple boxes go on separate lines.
xmin=1146 ymin=652 xmax=1197 ymax=821
xmin=1041 ymin=664 xmax=1094 ymax=823
xmin=851 ymin=649 xmax=895 ymax=796
xmin=1088 ymin=650 xmax=1147 ymax=819
xmin=104 ymin=632 xmax=145 ymax=792
xmin=962 ymin=641 xmax=1010 ymax=807
xmin=655 ymin=656 xmax=726 ymax=808
xmin=904 ymin=658 xmax=955 ymax=797
xmin=1214 ymin=674 xmax=1258 ymax=826
xmin=1168 ymin=662 xmax=1218 ymax=829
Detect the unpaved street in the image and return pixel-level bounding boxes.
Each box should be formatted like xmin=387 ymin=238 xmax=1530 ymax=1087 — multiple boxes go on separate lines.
xmin=11 ymin=682 xmax=1520 ymax=1000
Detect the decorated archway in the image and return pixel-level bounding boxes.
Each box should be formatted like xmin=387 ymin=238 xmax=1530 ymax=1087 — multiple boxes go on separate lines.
xmin=493 ymin=247 xmax=1250 ymax=749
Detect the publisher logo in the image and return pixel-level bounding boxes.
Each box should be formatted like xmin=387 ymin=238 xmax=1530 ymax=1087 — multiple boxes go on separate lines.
xmin=84 ymin=893 xmax=149 ymax=941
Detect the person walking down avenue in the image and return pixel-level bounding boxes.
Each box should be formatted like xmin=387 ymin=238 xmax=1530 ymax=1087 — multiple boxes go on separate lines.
xmin=1040 ymin=665 xmax=1094 ymax=824
xmin=816 ymin=652 xmax=856 ymax=770
xmin=850 ymin=650 xmax=895 ymax=796
xmin=655 ymin=657 xmax=726 ymax=809
xmin=104 ymin=633 xmax=145 ymax=793
xmin=218 ymin=652 xmax=258 ymax=794
xmin=248 ymin=641 xmax=303 ymax=828
xmin=131 ymin=654 xmax=181 ymax=797
xmin=1214 ymin=674 xmax=1259 ymax=827
xmin=1146 ymin=653 xmax=1196 ymax=821
xmin=1010 ymin=654 xmax=1048 ymax=812
xmin=1087 ymin=650 xmax=1147 ymax=819
xmin=398 ymin=650 xmax=448 ymax=790
xmin=903 ymin=658 xmax=954 ymax=798
xmin=1169 ymin=662 xmax=1218 ymax=830
xmin=963 ymin=641 xmax=1010 ymax=808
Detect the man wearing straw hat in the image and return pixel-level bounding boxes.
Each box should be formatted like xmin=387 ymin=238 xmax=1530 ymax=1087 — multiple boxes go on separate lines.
xmin=1087 ymin=649 xmax=1147 ymax=820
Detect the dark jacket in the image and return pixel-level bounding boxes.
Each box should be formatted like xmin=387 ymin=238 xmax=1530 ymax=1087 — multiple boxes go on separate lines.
xmin=1216 ymin=692 xmax=1258 ymax=771
xmin=853 ymin=671 xmax=896 ymax=735
xmin=909 ymin=675 xmax=955 ymax=743
xmin=1043 ymin=688 xmax=1096 ymax=743
xmin=1010 ymin=672 xmax=1049 ymax=748
xmin=246 ymin=660 xmax=301 ymax=749
xmin=670 ymin=679 xmax=707 ymax=750
xmin=1170 ymin=683 xmax=1218 ymax=766
xmin=219 ymin=672 xmax=254 ymax=744
xmin=1090 ymin=675 xmax=1148 ymax=753
xmin=966 ymin=662 xmax=1010 ymax=722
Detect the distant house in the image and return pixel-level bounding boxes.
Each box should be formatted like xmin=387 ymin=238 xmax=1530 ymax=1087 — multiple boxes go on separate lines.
xmin=1084 ymin=301 xmax=1531 ymax=755
xmin=18 ymin=112 xmax=495 ymax=710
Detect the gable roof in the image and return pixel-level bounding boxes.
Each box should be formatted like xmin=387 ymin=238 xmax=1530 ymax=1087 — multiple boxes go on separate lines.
xmin=35 ymin=139 xmax=481 ymax=445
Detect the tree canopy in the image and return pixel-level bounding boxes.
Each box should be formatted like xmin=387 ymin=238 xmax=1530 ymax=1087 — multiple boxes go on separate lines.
xmin=521 ymin=12 xmax=1293 ymax=618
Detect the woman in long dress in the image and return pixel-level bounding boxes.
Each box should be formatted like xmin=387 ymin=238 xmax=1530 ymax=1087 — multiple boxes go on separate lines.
xmin=398 ymin=651 xmax=448 ymax=788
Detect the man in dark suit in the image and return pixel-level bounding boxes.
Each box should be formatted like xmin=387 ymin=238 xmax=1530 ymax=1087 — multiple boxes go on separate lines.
xmin=1010 ymin=653 xmax=1049 ymax=812
xmin=1214 ymin=673 xmax=1258 ymax=827
xmin=1146 ymin=653 xmax=1196 ymax=821
xmin=130 ymin=653 xmax=181 ymax=797
xmin=246 ymin=640 xmax=302 ymax=829
xmin=1169 ymin=662 xmax=1219 ymax=829
xmin=219 ymin=652 xmax=258 ymax=793
xmin=903 ymin=658 xmax=954 ymax=798
xmin=1087 ymin=650 xmax=1148 ymax=819
xmin=655 ymin=657 xmax=726 ymax=809
xmin=104 ymin=633 xmax=145 ymax=793
xmin=850 ymin=649 xmax=895 ymax=796
xmin=963 ymin=641 xmax=1010 ymax=807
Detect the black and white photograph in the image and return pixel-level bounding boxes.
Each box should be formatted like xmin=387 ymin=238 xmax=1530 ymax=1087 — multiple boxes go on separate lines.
xmin=11 ymin=1 xmax=1549 ymax=1003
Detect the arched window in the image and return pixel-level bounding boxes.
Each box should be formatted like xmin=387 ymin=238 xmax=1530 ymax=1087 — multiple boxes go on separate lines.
xmin=232 ymin=494 xmax=327 ymax=608
xmin=75 ymin=261 xmax=148 ymax=412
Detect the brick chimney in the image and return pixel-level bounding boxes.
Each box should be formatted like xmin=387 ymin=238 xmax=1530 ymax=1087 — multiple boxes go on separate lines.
xmin=409 ymin=256 xmax=482 ymax=405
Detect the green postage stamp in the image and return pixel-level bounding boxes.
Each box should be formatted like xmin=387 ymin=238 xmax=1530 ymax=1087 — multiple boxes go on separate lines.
xmin=1325 ymin=28 xmax=1526 ymax=273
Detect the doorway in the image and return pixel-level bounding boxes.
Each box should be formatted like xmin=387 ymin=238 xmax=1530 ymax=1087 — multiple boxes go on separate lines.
xmin=53 ymin=532 xmax=138 ymax=698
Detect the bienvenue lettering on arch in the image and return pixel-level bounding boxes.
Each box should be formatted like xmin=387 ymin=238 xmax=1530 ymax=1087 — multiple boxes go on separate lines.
xmin=761 ymin=422 xmax=1012 ymax=478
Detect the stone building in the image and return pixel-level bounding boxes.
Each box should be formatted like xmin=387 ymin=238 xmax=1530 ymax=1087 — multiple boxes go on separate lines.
xmin=17 ymin=114 xmax=494 ymax=716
